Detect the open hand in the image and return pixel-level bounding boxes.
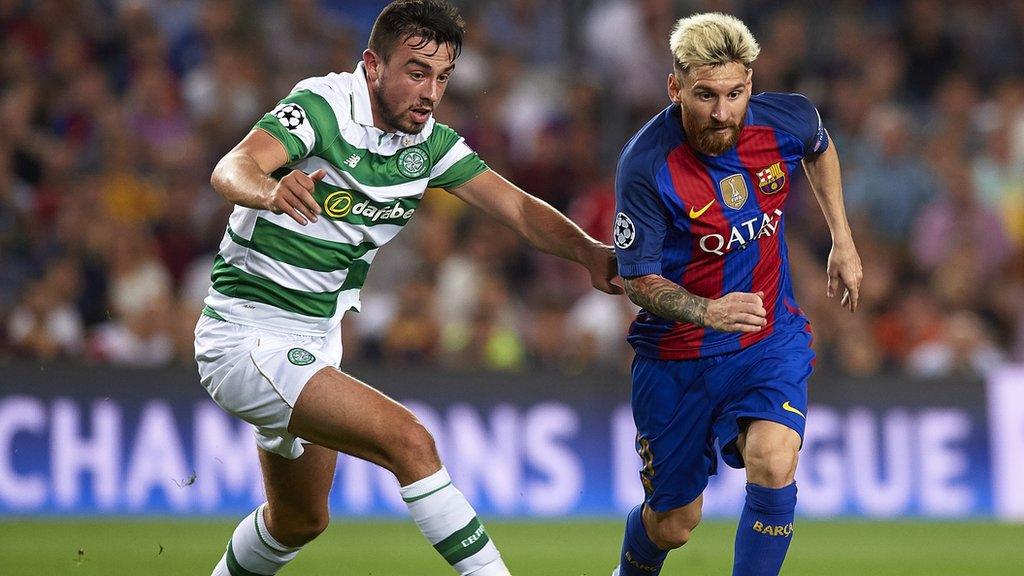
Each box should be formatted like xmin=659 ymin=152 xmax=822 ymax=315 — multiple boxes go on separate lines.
xmin=827 ymin=241 xmax=863 ymax=312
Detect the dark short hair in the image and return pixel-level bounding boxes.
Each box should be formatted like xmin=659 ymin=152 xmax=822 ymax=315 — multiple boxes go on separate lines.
xmin=368 ymin=0 xmax=465 ymax=62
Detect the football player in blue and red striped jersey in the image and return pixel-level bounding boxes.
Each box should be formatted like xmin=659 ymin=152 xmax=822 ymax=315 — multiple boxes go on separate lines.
xmin=612 ymin=12 xmax=862 ymax=576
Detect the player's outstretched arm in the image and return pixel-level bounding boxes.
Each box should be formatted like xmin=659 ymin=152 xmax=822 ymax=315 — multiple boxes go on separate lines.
xmin=449 ymin=169 xmax=623 ymax=294
xmin=623 ymin=275 xmax=767 ymax=332
xmin=211 ymin=129 xmax=324 ymax=226
xmin=801 ymin=133 xmax=863 ymax=312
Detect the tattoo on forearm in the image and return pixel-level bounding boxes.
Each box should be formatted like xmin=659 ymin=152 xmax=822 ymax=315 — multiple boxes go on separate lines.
xmin=624 ymin=276 xmax=708 ymax=326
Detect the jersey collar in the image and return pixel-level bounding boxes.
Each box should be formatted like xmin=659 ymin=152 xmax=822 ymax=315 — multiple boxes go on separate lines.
xmin=351 ymin=61 xmax=430 ymax=146
xmin=351 ymin=61 xmax=375 ymax=128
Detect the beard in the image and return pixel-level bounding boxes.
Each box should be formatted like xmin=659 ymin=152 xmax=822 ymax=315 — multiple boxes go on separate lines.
xmin=682 ymin=107 xmax=744 ymax=156
xmin=372 ymin=84 xmax=431 ymax=135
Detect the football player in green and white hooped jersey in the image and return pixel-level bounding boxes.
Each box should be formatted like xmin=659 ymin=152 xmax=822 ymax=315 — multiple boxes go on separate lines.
xmin=194 ymin=1 xmax=622 ymax=575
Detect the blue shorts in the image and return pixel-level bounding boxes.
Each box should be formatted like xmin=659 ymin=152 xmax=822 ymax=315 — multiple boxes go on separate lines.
xmin=631 ymin=326 xmax=814 ymax=512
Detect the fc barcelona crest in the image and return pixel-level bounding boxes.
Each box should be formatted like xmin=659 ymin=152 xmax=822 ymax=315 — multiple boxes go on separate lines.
xmin=719 ymin=174 xmax=748 ymax=210
xmin=756 ymin=162 xmax=786 ymax=194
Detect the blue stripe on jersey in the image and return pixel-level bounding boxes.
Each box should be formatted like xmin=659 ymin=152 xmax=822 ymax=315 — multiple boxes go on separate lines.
xmin=765 ymin=127 xmax=800 ymax=325
xmin=655 ymin=163 xmax=692 ymax=282
xmin=632 ymin=162 xmax=694 ymax=349
xmin=770 ymin=128 xmax=805 ymax=165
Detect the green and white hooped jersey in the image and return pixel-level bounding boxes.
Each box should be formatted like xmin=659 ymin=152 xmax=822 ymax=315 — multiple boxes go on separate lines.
xmin=203 ymin=62 xmax=488 ymax=335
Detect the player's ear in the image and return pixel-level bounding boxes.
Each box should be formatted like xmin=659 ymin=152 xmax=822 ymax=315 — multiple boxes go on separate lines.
xmin=363 ymin=49 xmax=381 ymax=82
xmin=667 ymin=72 xmax=682 ymax=104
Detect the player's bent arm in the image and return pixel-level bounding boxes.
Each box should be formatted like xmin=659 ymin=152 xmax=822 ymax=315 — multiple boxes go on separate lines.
xmin=449 ymin=169 xmax=622 ymax=294
xmin=801 ymin=133 xmax=864 ymax=311
xmin=211 ymin=129 xmax=323 ymax=225
xmin=623 ymin=274 xmax=709 ymax=326
xmin=800 ymin=135 xmax=853 ymax=247
xmin=211 ymin=129 xmax=290 ymax=209
xmin=623 ymin=275 xmax=767 ymax=333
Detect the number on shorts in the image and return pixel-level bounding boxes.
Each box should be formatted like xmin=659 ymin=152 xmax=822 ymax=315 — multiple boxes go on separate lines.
xmin=637 ymin=434 xmax=655 ymax=497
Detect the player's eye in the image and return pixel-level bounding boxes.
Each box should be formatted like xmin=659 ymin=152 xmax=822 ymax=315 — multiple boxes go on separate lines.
xmin=698 ymin=93 xmax=712 ymax=101
xmin=437 ymin=74 xmax=450 ymax=83
xmin=410 ymin=72 xmax=425 ymax=80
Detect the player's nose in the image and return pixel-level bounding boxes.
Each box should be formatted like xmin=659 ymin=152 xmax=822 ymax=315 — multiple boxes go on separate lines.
xmin=422 ymin=80 xmax=442 ymax=103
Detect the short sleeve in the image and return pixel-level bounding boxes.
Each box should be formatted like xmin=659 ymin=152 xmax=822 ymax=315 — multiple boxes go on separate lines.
xmin=254 ymin=89 xmax=341 ymax=163
xmin=753 ymin=93 xmax=830 ymax=157
xmin=614 ymin=150 xmax=669 ymax=278
xmin=798 ymin=95 xmax=830 ymax=156
xmin=425 ymin=123 xmax=488 ymax=189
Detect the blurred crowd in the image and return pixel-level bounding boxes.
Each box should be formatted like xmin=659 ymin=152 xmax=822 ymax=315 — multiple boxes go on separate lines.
xmin=1 ymin=0 xmax=1022 ymax=380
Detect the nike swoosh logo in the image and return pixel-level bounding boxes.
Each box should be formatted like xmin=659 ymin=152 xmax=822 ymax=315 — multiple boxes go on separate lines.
xmin=782 ymin=401 xmax=805 ymax=419
xmin=689 ymin=199 xmax=715 ymax=219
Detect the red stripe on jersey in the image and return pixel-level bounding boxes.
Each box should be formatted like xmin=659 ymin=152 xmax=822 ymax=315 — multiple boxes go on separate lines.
xmin=736 ymin=127 xmax=787 ymax=348
xmin=661 ymin=145 xmax=729 ymax=358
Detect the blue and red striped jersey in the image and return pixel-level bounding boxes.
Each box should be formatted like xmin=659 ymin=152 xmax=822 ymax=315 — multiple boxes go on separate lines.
xmin=613 ymin=92 xmax=827 ymax=360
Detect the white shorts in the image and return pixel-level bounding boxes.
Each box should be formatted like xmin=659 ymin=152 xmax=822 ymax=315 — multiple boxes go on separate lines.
xmin=194 ymin=314 xmax=343 ymax=459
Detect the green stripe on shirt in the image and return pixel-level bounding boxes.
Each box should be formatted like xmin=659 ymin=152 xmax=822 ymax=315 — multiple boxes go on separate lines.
xmin=429 ymin=153 xmax=489 ymax=189
xmin=210 ymin=255 xmax=342 ymax=318
xmin=228 ymin=218 xmax=377 ymax=272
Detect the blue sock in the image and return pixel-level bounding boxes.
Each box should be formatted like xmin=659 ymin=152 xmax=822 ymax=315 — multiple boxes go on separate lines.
xmin=732 ymin=482 xmax=797 ymax=576
xmin=617 ymin=504 xmax=668 ymax=575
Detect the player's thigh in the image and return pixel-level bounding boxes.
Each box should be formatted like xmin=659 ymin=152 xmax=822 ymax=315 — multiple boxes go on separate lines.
xmin=631 ymin=354 xmax=717 ymax=512
xmin=288 ymin=367 xmax=440 ymax=483
xmin=712 ymin=327 xmax=813 ymax=470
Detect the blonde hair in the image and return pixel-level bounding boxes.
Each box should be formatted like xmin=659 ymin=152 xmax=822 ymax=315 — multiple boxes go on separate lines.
xmin=670 ymin=13 xmax=760 ymax=73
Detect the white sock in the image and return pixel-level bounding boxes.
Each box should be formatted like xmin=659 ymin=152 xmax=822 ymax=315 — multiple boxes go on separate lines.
xmin=401 ymin=467 xmax=510 ymax=575
xmin=211 ymin=503 xmax=302 ymax=576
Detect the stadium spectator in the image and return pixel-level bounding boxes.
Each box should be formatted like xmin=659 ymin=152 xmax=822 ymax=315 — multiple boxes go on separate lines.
xmin=907 ymin=309 xmax=1005 ymax=378
xmin=0 ymin=0 xmax=1022 ymax=375
xmin=5 ymin=258 xmax=84 ymax=359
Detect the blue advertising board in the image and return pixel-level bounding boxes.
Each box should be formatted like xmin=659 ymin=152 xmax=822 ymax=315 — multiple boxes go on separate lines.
xmin=1 ymin=363 xmax=1022 ymax=519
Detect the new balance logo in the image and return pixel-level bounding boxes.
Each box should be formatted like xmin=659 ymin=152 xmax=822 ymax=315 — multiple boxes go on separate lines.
xmin=344 ymin=154 xmax=360 ymax=168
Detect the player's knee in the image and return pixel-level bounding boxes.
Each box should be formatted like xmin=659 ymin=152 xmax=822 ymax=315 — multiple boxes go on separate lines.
xmin=651 ymin=524 xmax=696 ymax=550
xmin=745 ymin=445 xmax=797 ymax=488
xmin=390 ymin=419 xmax=440 ymax=472
xmin=271 ymin=507 xmax=330 ymax=546
xmin=649 ymin=508 xmax=701 ymax=550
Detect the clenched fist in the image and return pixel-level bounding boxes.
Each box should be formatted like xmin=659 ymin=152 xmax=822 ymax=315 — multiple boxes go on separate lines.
xmin=706 ymin=291 xmax=768 ymax=333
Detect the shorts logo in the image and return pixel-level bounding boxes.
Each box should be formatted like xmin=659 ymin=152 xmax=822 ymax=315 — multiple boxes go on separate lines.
xmin=756 ymin=162 xmax=786 ymax=194
xmin=782 ymin=401 xmax=805 ymax=419
xmin=637 ymin=435 xmax=655 ymax=496
xmin=396 ymin=147 xmax=428 ymax=178
xmin=323 ymin=190 xmax=354 ymax=218
xmin=720 ymin=174 xmax=748 ymax=209
xmin=614 ymin=212 xmax=636 ymax=249
xmin=272 ymin=102 xmax=307 ymax=132
xmin=287 ymin=348 xmax=315 ymax=366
